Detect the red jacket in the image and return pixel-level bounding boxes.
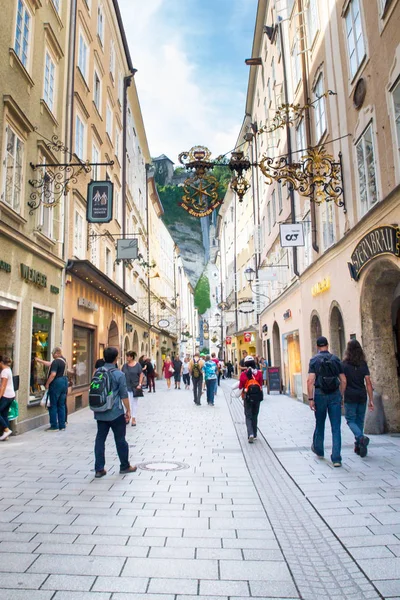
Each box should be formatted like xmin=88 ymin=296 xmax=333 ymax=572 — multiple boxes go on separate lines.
xmin=239 ymin=369 xmax=263 ymax=389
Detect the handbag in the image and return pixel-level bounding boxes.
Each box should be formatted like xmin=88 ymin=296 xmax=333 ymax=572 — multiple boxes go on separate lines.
xmin=169 ymin=365 xmax=175 ymax=374
xmin=133 ymin=388 xmax=144 ymax=398
xmin=8 ymin=399 xmax=18 ymax=421
xmin=40 ymin=390 xmax=50 ymax=408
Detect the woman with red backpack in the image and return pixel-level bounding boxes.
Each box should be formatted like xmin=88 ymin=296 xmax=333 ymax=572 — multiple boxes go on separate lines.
xmin=239 ymin=355 xmax=264 ymax=443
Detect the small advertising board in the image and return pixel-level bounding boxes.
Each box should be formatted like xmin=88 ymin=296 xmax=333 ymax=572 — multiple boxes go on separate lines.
xmin=87 ymin=181 xmax=113 ymax=223
xmin=267 ymin=366 xmax=281 ymax=393
xmin=117 ymin=238 xmax=139 ymax=260
xmin=280 ymin=223 xmax=305 ymax=247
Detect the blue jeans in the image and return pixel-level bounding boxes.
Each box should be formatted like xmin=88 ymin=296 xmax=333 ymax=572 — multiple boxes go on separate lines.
xmin=48 ymin=376 xmax=68 ymax=430
xmin=206 ymin=379 xmax=216 ymax=404
xmin=345 ymin=402 xmax=367 ymax=442
xmin=94 ymin=414 xmax=130 ymax=472
xmin=313 ymin=391 xmax=342 ymax=463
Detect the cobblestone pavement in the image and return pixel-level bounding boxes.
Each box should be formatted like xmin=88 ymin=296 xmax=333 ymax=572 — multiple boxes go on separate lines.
xmin=0 ymin=381 xmax=394 ymax=599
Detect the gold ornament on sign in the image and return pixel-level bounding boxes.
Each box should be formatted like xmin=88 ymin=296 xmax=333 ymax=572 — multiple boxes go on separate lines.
xmin=178 ymin=146 xmax=222 ymax=217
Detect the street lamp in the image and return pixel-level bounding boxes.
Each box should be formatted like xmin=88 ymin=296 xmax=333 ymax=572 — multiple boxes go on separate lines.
xmin=244 ymin=267 xmax=271 ymax=302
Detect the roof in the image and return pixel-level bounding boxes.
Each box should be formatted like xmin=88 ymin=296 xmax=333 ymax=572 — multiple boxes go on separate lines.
xmin=153 ymin=154 xmax=175 ymax=164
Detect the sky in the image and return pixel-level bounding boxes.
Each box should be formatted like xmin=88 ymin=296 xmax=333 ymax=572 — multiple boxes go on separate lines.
xmin=118 ymin=0 xmax=258 ymax=165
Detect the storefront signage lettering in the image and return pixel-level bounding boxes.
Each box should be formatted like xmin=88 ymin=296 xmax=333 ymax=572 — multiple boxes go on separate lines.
xmin=311 ymin=277 xmax=331 ymax=297
xmin=0 ymin=260 xmax=11 ymax=273
xmin=350 ymin=225 xmax=400 ymax=281
xmin=283 ymin=309 xmax=292 ymax=320
xmin=87 ymin=181 xmax=114 ymax=223
xmin=78 ymin=297 xmax=98 ymax=311
xmin=20 ymin=264 xmax=47 ymax=287
xmin=50 ymin=285 xmax=59 ymax=294
xmin=126 ymin=323 xmax=133 ymax=333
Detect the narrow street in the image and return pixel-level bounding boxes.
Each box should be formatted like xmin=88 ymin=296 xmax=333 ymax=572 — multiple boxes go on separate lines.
xmin=1 ymin=381 xmax=399 ymax=600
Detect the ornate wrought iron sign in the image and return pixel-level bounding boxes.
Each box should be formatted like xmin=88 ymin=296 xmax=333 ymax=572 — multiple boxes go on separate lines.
xmin=178 ymin=146 xmax=222 ymax=217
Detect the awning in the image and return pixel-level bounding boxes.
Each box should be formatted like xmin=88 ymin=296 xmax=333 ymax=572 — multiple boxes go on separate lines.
xmin=67 ymin=260 xmax=136 ymax=308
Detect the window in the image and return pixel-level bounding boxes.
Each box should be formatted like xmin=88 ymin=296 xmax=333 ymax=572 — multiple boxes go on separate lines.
xmin=106 ymin=103 xmax=113 ymax=139
xmin=322 ymin=202 xmax=335 ymax=250
xmin=3 ymin=125 xmax=23 ymax=212
xmin=356 ymin=124 xmax=378 ymax=214
xmin=97 ymin=4 xmax=104 ymax=45
xmin=306 ymin=0 xmax=319 ymax=45
xmin=110 ymin=41 xmax=116 ymax=79
xmin=272 ymin=190 xmax=277 ymax=225
xmin=78 ymin=33 xmax=88 ymax=80
xmin=296 ymin=119 xmax=306 ymax=153
xmin=73 ymin=325 xmax=94 ymax=386
xmin=267 ymin=201 xmax=271 ymax=234
xmin=313 ymin=74 xmax=326 ymax=142
xmin=75 ymin=115 xmax=85 ymax=158
xmin=303 ymin=214 xmax=312 ymax=268
xmin=392 ymin=80 xmax=400 ymax=165
xmin=278 ymin=182 xmax=283 ymax=213
xmin=92 ymin=142 xmax=100 ymax=180
xmin=267 ymin=78 xmax=272 ymax=106
xmin=52 ymin=0 xmax=60 ymax=12
xmin=118 ymin=73 xmax=124 ymax=106
xmin=74 ymin=210 xmax=85 ymax=258
xmin=115 ymin=128 xmax=121 ymax=163
xmin=345 ymin=0 xmax=366 ymax=79
xmin=14 ymin=0 xmax=31 ymax=68
xmin=44 ymin=51 xmax=56 ymax=112
xmin=30 ymin=308 xmax=52 ymax=399
xmin=291 ymin=38 xmax=301 ymax=91
xmin=105 ymin=247 xmax=112 ymax=276
xmin=93 ymin=70 xmax=101 ymax=112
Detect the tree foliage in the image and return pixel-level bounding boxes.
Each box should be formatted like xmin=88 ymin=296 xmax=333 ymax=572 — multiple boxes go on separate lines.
xmin=194 ymin=272 xmax=211 ymax=315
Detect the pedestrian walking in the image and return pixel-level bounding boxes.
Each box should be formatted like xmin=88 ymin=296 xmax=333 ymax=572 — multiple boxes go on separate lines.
xmin=211 ymin=352 xmax=220 ymax=395
xmin=239 ymin=350 xmax=248 ymax=371
xmin=189 ymin=353 xmax=204 ymax=405
xmin=260 ymin=357 xmax=268 ymax=386
xmin=41 ymin=347 xmax=68 ymax=432
xmin=239 ymin=355 xmax=263 ymax=443
xmin=91 ymin=346 xmax=137 ymax=478
xmin=0 ymin=356 xmax=15 ymax=441
xmin=226 ymin=361 xmax=234 ymax=378
xmin=182 ymin=357 xmax=191 ymax=389
xmin=307 ymin=336 xmax=346 ymax=467
xmin=203 ymin=355 xmax=218 ymax=406
xmin=342 ymin=340 xmax=374 ymax=457
xmin=145 ymin=357 xmax=156 ymax=393
xmin=163 ymin=355 xmax=174 ymax=389
xmin=122 ymin=351 xmax=143 ymax=426
xmin=173 ymin=356 xmax=183 ymax=389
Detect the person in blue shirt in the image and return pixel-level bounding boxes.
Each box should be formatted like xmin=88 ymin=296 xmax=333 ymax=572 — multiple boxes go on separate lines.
xmin=94 ymin=347 xmax=137 ymax=478
xmin=203 ymin=355 xmax=218 ymax=406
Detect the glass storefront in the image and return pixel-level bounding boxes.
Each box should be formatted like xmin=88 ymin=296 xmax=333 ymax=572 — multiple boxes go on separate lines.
xmin=30 ymin=308 xmax=52 ymax=397
xmin=73 ymin=325 xmax=94 ymax=386
xmin=282 ymin=330 xmax=302 ymax=400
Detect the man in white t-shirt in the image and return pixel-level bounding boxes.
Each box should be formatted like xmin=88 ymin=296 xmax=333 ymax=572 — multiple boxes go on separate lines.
xmin=0 ymin=356 xmax=15 ymax=441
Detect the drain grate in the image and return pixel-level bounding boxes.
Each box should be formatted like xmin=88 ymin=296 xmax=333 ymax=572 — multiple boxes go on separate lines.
xmin=138 ymin=461 xmax=190 ymax=472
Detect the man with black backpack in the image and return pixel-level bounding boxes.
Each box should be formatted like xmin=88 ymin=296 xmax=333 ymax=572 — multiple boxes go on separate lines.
xmin=239 ymin=355 xmax=264 ymax=443
xmin=307 ymin=336 xmax=347 ymax=467
xmin=90 ymin=347 xmax=137 ymax=478
xmin=189 ymin=353 xmax=204 ymax=405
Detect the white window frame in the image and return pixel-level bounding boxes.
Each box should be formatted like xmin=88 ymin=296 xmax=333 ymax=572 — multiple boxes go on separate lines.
xmin=2 ymin=124 xmax=24 ymax=213
xmin=93 ymin=69 xmax=101 ymax=112
xmin=115 ymin=127 xmax=121 ymax=163
xmin=92 ymin=142 xmax=100 ymax=181
xmin=296 ymin=118 xmax=306 ymax=153
xmin=74 ymin=208 xmax=86 ymax=259
xmin=75 ymin=114 xmax=85 ymax=159
xmin=313 ymin=74 xmax=327 ymax=142
xmin=344 ymin=0 xmax=366 ymax=80
xmin=267 ymin=201 xmax=271 ymax=234
xmin=277 ymin=182 xmax=283 ymax=213
xmin=322 ymin=202 xmax=335 ymax=250
xmin=97 ymin=4 xmax=104 ymax=46
xmin=43 ymin=49 xmax=56 ymax=113
xmin=303 ymin=213 xmax=312 ymax=269
xmin=272 ymin=190 xmax=277 ymax=226
xmin=355 ymin=123 xmax=379 ymax=216
xmin=52 ymin=0 xmax=61 ymax=13
xmin=106 ymin=102 xmax=113 ymax=140
xmin=306 ymin=0 xmax=319 ymax=46
xmin=78 ymin=31 xmax=89 ymax=81
xmin=291 ymin=38 xmax=301 ymax=91
xmin=110 ymin=41 xmax=116 ymax=80
xmin=14 ymin=0 xmax=31 ymax=69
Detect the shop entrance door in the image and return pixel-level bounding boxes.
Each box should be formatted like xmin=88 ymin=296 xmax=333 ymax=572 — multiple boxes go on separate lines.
xmin=0 ymin=299 xmax=17 ymax=362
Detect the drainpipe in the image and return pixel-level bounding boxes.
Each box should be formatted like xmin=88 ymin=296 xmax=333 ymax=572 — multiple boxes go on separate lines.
xmin=122 ymin=73 xmax=135 ymax=292
xmin=279 ymin=19 xmax=300 ymax=277
xmin=233 ymin=194 xmax=239 ymax=333
xmin=145 ymin=164 xmax=151 ymax=337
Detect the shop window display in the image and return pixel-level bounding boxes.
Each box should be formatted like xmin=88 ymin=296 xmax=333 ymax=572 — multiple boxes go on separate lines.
xmin=73 ymin=325 xmax=94 ymax=386
xmin=30 ymin=308 xmax=52 ymax=398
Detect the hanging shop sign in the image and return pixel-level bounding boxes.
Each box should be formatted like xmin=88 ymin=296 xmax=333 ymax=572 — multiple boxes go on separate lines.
xmin=78 ymin=297 xmax=98 ymax=311
xmin=0 ymin=260 xmax=11 ymax=273
xmin=283 ymin=309 xmax=292 ymax=320
xmin=238 ymin=299 xmax=255 ymax=314
xmin=117 ymin=238 xmax=138 ymax=260
xmin=158 ymin=319 xmax=170 ymax=329
xmin=20 ymin=264 xmax=47 ymax=287
xmin=87 ymin=181 xmax=113 ymax=224
xmin=226 ymin=336 xmax=232 ymax=345
xmin=311 ymin=276 xmax=331 ymax=297
xmin=280 ymin=223 xmax=305 ymax=247
xmin=349 ymin=225 xmax=400 ymax=281
xmin=126 ymin=323 xmax=133 ymax=333
xmin=243 ymin=332 xmax=252 ymax=343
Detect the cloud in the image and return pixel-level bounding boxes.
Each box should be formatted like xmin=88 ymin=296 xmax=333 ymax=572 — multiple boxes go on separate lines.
xmin=118 ymin=0 xmax=253 ymax=164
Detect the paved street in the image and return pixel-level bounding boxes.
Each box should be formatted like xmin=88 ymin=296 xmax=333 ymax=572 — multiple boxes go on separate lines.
xmin=1 ymin=381 xmax=399 ymax=599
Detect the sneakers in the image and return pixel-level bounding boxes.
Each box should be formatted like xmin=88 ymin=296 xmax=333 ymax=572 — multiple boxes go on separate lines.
xmin=248 ymin=435 xmax=254 ymax=443
xmin=354 ymin=443 xmax=360 ymax=455
xmin=332 ymin=462 xmax=342 ymax=468
xmin=359 ymin=435 xmax=370 ymax=458
xmin=120 ymin=465 xmax=137 ymax=474
xmin=45 ymin=427 xmax=58 ymax=432
xmin=0 ymin=430 xmax=12 ymax=441
xmin=311 ymin=444 xmax=324 ymax=458
xmin=131 ymin=418 xmax=136 ymax=427
xmin=95 ymin=469 xmax=107 ymax=478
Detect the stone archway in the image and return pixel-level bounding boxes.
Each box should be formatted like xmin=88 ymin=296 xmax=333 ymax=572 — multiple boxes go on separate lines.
xmin=132 ymin=330 xmax=139 ymax=355
xmin=108 ymin=320 xmax=119 ymax=348
xmin=310 ymin=311 xmax=322 ymax=351
xmin=272 ymin=322 xmax=281 ymax=368
xmin=330 ymin=303 xmax=346 ymax=359
xmin=124 ymin=335 xmax=130 ymax=354
xmin=361 ymin=258 xmax=400 ymax=431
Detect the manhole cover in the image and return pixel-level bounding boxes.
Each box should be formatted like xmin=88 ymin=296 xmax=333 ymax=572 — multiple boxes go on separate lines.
xmin=138 ymin=461 xmax=190 ymax=472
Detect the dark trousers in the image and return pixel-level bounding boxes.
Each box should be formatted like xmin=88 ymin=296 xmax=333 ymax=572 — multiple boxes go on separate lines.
xmin=244 ymin=399 xmax=260 ymax=437
xmin=48 ymin=377 xmax=68 ymax=430
xmin=313 ymin=391 xmax=342 ymax=463
xmin=217 ymin=373 xmax=221 ymax=386
xmin=183 ymin=373 xmax=190 ymax=386
xmin=0 ymin=397 xmax=13 ymax=430
xmin=206 ymin=379 xmax=216 ymax=405
xmin=147 ymin=373 xmax=155 ymax=392
xmin=192 ymin=376 xmax=203 ymax=404
xmin=94 ymin=414 xmax=130 ymax=472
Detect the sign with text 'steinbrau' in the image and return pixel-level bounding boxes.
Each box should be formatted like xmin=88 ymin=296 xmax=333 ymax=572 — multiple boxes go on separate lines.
xmin=349 ymin=225 xmax=400 ymax=281
xmin=87 ymin=181 xmax=113 ymax=223
xmin=267 ymin=366 xmax=281 ymax=393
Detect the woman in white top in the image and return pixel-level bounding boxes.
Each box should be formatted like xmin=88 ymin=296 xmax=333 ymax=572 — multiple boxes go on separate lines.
xmin=0 ymin=356 xmax=15 ymax=441
xmin=182 ymin=357 xmax=191 ymax=390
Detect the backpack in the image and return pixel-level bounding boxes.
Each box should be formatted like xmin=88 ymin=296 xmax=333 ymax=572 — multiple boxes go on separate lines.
xmin=244 ymin=374 xmax=263 ymax=403
xmin=316 ymin=355 xmax=340 ymax=393
xmin=89 ymin=367 xmax=118 ymax=412
xmin=192 ymin=360 xmax=202 ymax=379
